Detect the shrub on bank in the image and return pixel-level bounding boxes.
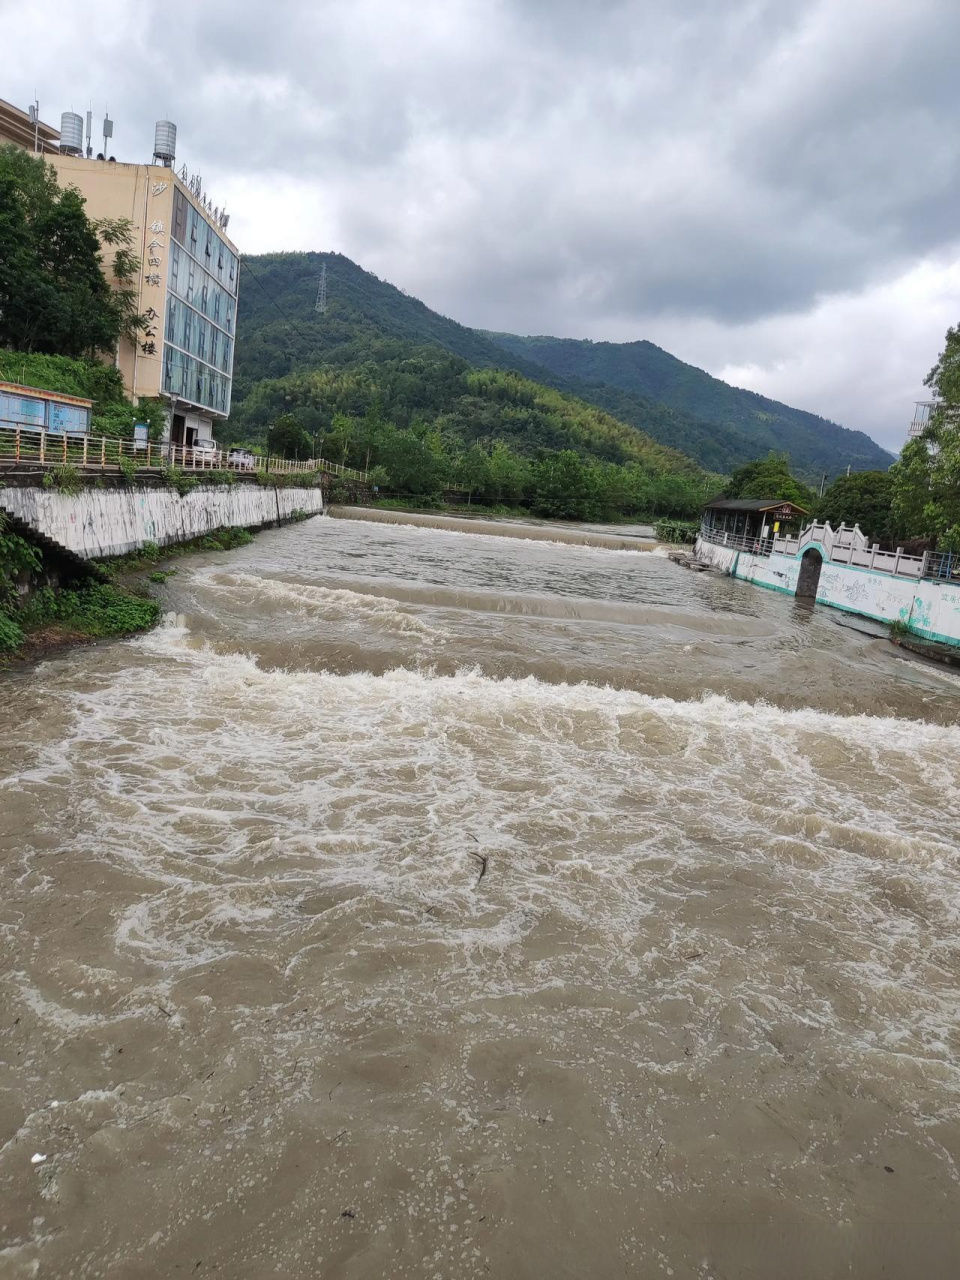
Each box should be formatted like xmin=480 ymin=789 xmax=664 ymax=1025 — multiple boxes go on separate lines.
xmin=655 ymin=518 xmax=699 ymax=544
xmin=16 ymin=582 xmax=160 ymax=638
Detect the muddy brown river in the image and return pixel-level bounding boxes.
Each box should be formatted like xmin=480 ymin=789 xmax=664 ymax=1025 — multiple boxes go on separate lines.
xmin=2 ymin=511 xmax=960 ymax=1278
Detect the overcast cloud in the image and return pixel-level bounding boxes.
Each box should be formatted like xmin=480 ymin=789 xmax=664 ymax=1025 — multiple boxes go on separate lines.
xmin=5 ymin=0 xmax=959 ymax=451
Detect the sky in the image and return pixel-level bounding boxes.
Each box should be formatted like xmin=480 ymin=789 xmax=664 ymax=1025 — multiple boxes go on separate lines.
xmin=5 ymin=0 xmax=960 ymax=453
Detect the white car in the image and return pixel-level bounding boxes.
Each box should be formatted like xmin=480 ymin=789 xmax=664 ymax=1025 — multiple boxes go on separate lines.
xmin=227 ymin=448 xmax=256 ymax=470
xmin=191 ymin=437 xmax=221 ymax=466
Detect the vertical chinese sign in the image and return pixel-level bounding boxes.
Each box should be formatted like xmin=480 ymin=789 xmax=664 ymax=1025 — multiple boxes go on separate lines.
xmin=138 ymin=177 xmax=169 ymax=399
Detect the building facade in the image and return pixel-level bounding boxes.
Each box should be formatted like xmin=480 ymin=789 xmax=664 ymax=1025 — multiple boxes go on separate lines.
xmin=46 ymin=152 xmax=240 ymax=449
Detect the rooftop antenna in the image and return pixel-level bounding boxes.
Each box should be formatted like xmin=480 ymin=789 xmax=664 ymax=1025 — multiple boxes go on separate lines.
xmin=85 ymin=108 xmax=93 ymax=157
xmin=27 ymin=98 xmax=39 ymax=153
xmin=315 ymin=262 xmax=328 ymax=314
xmin=102 ymin=111 xmax=114 ymax=160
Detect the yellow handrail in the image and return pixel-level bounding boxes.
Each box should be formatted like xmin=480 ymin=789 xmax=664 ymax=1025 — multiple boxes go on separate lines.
xmin=0 ymin=421 xmax=368 ymax=482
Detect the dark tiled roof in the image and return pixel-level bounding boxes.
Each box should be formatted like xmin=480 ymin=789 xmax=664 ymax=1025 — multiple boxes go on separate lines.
xmin=703 ymin=498 xmax=809 ymax=514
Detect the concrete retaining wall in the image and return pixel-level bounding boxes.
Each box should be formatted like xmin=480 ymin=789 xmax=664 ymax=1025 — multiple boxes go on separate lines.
xmin=696 ymin=536 xmax=960 ymax=648
xmin=0 ymin=484 xmax=324 ymax=559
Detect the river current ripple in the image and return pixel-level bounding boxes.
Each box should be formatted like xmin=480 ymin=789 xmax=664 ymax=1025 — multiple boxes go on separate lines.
xmin=2 ymin=512 xmax=960 ymax=1278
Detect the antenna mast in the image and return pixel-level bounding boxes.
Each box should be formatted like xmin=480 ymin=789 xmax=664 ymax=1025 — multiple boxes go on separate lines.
xmin=315 ymin=263 xmax=327 ymax=314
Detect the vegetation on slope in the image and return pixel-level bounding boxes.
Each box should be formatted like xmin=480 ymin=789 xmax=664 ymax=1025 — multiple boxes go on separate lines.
xmin=233 ymin=253 xmax=732 ymax=474
xmin=485 ymin=333 xmax=895 ymax=480
xmin=228 ymin=342 xmax=717 ymax=519
xmin=231 ymin=253 xmax=727 ymax=517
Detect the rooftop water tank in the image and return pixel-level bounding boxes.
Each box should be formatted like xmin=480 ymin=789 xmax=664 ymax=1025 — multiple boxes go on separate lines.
xmin=59 ymin=111 xmax=84 ymax=155
xmin=153 ymin=120 xmax=177 ymax=167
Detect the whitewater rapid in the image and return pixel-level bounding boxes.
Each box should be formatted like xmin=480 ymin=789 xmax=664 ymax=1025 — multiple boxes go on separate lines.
xmin=2 ymin=512 xmax=959 ymax=1279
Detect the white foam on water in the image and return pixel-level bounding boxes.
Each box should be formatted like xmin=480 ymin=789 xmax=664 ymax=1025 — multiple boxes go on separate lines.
xmin=196 ymin=569 xmax=448 ymax=639
xmin=7 ymin=614 xmax=960 ymax=1126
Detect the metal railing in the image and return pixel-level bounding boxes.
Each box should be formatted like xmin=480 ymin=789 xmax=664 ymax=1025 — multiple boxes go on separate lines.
xmin=0 ymin=421 xmax=368 ymax=481
xmin=922 ymin=550 xmax=960 ymax=582
xmin=698 ymin=527 xmax=775 ymax=556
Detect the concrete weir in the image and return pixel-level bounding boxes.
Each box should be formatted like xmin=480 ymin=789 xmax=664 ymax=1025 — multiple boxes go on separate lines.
xmin=0 ymin=483 xmax=324 ymax=560
xmin=328 ymin=505 xmax=656 ymax=551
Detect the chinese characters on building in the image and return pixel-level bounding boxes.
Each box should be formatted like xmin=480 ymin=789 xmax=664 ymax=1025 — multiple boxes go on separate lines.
xmin=141 ymin=304 xmax=160 ymax=354
xmin=142 ymin=208 xmax=164 ymax=353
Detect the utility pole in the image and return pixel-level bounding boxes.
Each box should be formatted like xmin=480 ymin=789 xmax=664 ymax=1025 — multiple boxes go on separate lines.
xmin=819 ymin=472 xmax=828 ymax=499
xmin=315 ymin=263 xmax=327 ymax=314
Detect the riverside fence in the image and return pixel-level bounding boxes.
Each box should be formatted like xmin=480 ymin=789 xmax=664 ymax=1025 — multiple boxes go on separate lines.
xmin=698 ymin=519 xmax=959 ymax=584
xmin=0 ymin=422 xmax=368 ymax=482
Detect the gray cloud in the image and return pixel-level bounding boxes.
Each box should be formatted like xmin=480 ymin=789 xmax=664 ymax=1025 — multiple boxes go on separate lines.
xmin=5 ymin=0 xmax=960 ymax=449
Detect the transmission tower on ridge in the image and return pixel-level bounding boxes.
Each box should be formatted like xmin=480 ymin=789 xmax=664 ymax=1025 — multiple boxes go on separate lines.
xmin=315 ymin=263 xmax=327 ymax=314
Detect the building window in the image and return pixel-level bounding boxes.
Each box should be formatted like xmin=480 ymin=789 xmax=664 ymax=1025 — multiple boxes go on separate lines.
xmin=172 ymin=190 xmax=187 ymax=244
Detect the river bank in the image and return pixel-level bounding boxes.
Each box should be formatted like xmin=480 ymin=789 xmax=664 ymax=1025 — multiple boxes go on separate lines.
xmin=0 ymin=519 xmax=310 ymax=667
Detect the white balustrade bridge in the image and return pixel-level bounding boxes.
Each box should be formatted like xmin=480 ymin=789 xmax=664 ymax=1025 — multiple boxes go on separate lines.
xmin=699 ymin=519 xmax=959 ymax=584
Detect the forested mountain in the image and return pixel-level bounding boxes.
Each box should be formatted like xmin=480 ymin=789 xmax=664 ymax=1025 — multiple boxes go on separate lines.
xmin=231 ymin=251 xmax=891 ymax=488
xmin=485 ymin=334 xmax=894 ymax=479
xmin=233 ymin=252 xmax=720 ymax=460
xmin=232 ymin=252 xmax=710 ymax=483
xmin=229 ymin=252 xmax=721 ymax=518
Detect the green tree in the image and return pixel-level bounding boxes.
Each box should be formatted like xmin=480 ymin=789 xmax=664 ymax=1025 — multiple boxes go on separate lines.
xmin=889 ymin=325 xmax=960 ymax=548
xmin=267 ymin=414 xmax=315 ymax=460
xmin=454 ymin=445 xmax=494 ymax=504
xmin=817 ymin=470 xmax=893 ymax=542
xmin=488 ymin=440 xmax=529 ymax=503
xmin=532 ymin=451 xmax=595 ymax=520
xmin=723 ymin=452 xmax=816 ymax=509
xmin=0 ymin=146 xmax=141 ymax=357
xmin=378 ymin=422 xmax=448 ymax=494
xmin=323 ymin=412 xmax=356 ymax=466
xmin=890 ymin=439 xmax=933 ymax=540
xmin=925 ymin=323 xmax=960 ymax=426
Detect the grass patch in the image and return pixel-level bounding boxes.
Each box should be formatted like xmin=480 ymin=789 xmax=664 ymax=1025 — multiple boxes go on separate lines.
xmin=16 ymin=582 xmax=160 ymax=641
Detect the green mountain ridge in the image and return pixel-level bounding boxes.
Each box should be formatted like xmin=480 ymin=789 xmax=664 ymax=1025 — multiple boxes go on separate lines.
xmin=483 ymin=333 xmax=894 ymax=479
xmin=232 ymin=252 xmax=710 ymax=483
xmin=231 ymin=250 xmax=892 ymax=483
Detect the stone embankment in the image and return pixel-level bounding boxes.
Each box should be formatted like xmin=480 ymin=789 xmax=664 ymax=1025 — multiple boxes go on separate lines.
xmin=0 ymin=481 xmax=324 ymax=561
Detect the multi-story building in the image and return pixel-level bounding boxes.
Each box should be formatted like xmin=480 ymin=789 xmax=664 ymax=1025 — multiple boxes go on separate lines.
xmin=47 ymin=124 xmax=240 ymax=450
xmin=0 ymin=97 xmax=60 ymax=154
xmin=4 ymin=101 xmax=240 ymax=451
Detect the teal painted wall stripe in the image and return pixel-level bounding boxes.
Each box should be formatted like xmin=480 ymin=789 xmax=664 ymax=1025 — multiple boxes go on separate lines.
xmin=723 ymin=557 xmax=960 ymax=649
